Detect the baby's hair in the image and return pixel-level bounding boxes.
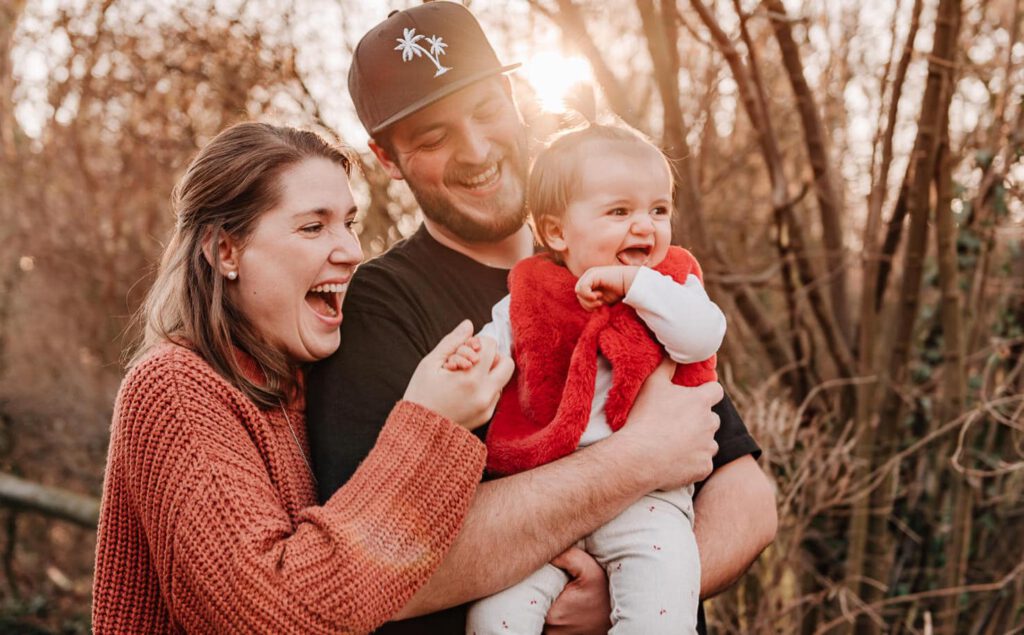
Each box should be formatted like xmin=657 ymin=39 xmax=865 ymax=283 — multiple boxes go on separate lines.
xmin=527 ymin=121 xmax=674 ymax=252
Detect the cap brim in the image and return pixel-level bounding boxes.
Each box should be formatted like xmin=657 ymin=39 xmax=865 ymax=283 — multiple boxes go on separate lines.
xmin=369 ymin=63 xmax=521 ymax=136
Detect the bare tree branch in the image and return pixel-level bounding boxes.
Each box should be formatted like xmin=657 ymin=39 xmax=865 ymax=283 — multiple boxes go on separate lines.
xmin=0 ymin=472 xmax=99 ymax=528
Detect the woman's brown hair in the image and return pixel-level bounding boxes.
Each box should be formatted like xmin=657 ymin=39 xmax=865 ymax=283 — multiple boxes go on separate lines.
xmin=131 ymin=122 xmax=353 ymax=408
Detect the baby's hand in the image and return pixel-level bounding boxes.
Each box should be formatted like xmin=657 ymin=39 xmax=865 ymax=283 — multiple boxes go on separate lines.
xmin=575 ymin=265 xmax=640 ymax=311
xmin=443 ymin=335 xmax=483 ymax=371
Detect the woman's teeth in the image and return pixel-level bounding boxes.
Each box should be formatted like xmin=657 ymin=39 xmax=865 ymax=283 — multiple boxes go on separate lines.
xmin=310 ymin=283 xmax=348 ymax=293
xmin=307 ymin=283 xmax=346 ymax=318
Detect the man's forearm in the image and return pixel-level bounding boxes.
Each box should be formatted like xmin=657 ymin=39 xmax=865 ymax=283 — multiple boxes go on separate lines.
xmin=394 ymin=436 xmax=655 ymax=618
xmin=694 ymin=455 xmax=777 ymax=598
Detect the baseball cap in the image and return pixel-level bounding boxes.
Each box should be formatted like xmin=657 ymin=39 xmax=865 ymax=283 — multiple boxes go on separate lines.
xmin=348 ymin=2 xmax=521 ymax=136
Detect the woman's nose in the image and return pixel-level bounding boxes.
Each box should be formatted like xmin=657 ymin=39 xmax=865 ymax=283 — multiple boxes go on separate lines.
xmin=330 ymin=229 xmax=364 ymax=267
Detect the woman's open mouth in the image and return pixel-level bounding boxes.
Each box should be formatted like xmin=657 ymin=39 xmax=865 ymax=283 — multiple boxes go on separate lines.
xmin=305 ymin=283 xmax=347 ymax=320
xmin=617 ymin=246 xmax=652 ymax=266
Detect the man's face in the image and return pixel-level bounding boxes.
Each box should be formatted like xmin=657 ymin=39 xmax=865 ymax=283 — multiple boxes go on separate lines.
xmin=372 ymin=77 xmax=529 ymax=243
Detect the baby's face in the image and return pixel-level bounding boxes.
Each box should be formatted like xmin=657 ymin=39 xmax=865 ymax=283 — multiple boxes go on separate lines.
xmin=553 ymin=142 xmax=673 ymax=277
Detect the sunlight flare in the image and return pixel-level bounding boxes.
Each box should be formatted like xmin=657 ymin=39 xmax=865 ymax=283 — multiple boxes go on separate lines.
xmin=522 ymin=51 xmax=593 ymax=113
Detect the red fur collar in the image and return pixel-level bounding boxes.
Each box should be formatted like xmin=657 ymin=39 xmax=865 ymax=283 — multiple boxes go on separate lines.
xmin=485 ymin=246 xmax=717 ymax=476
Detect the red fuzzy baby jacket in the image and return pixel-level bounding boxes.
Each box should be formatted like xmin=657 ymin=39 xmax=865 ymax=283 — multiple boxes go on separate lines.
xmin=485 ymin=246 xmax=718 ymax=476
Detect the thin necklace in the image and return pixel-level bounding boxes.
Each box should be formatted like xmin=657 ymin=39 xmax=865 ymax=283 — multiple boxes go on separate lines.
xmin=279 ymin=401 xmax=316 ymax=485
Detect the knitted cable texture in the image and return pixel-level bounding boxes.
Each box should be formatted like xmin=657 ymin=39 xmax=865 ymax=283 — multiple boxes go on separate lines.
xmin=92 ymin=342 xmax=486 ymax=634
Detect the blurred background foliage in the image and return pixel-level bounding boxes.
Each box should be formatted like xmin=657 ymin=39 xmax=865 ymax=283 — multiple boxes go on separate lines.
xmin=0 ymin=0 xmax=1022 ymax=632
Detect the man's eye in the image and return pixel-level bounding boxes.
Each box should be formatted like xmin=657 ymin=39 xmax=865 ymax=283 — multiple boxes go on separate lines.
xmin=476 ymin=102 xmax=501 ymax=120
xmin=300 ymin=223 xmax=323 ymax=234
xmin=419 ymin=134 xmax=446 ymax=149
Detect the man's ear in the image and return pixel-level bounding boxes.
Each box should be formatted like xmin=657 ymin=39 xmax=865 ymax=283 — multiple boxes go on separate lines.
xmin=368 ymin=139 xmax=404 ymax=181
xmin=201 ymin=228 xmax=242 ymax=279
xmin=537 ymin=215 xmax=568 ymax=254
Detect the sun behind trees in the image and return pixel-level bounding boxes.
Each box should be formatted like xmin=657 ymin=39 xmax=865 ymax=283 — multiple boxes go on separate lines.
xmin=1 ymin=0 xmax=1022 ymax=633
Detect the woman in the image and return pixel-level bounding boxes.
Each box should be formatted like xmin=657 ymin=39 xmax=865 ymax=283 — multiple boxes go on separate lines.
xmin=92 ymin=123 xmax=512 ymax=633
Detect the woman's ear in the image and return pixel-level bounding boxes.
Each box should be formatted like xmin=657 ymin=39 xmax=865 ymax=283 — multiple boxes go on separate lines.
xmin=202 ymin=228 xmax=241 ymax=279
xmin=538 ymin=215 xmax=568 ymax=254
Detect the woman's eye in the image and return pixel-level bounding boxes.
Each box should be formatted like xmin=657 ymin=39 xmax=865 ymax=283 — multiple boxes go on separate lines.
xmin=345 ymin=218 xmax=360 ymax=231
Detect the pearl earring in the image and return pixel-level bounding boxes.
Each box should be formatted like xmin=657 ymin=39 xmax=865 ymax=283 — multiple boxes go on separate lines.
xmin=227 ymin=271 xmax=238 ymax=281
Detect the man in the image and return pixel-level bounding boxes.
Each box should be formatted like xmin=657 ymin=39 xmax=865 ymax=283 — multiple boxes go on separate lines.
xmin=306 ymin=3 xmax=776 ymax=633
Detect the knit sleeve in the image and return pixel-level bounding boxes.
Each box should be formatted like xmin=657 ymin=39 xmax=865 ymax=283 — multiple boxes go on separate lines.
xmin=116 ymin=350 xmax=485 ymax=633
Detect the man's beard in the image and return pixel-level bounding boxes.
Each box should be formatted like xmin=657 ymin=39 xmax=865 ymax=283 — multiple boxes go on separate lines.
xmin=404 ymin=143 xmax=530 ymax=243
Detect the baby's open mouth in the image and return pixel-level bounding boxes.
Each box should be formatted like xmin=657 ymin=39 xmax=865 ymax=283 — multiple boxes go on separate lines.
xmin=305 ymin=283 xmax=346 ymax=318
xmin=617 ymin=246 xmax=652 ymax=267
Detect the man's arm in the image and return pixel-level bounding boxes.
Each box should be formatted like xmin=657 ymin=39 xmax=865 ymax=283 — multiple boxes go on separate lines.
xmin=394 ymin=364 xmax=724 ymax=618
xmin=695 ymin=454 xmax=777 ymax=598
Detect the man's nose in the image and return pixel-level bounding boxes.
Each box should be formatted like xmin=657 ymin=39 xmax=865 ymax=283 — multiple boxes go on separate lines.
xmin=454 ymin=123 xmax=491 ymax=165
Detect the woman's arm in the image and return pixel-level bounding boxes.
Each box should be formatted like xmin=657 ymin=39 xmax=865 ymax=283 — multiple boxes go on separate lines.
xmin=107 ymin=351 xmax=485 ymax=633
xmin=393 ymin=365 xmax=725 ymax=618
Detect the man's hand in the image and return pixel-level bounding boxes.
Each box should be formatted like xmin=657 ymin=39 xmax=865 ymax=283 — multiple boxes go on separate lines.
xmin=574 ymin=266 xmax=640 ymax=310
xmin=544 ymin=547 xmax=611 ymax=635
xmin=617 ymin=360 xmax=722 ymax=491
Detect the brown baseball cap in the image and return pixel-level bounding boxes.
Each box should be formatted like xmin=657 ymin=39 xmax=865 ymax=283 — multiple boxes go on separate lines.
xmin=348 ymin=2 xmax=520 ymax=136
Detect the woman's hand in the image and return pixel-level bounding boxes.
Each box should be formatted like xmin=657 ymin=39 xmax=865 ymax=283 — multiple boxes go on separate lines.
xmin=404 ymin=320 xmax=514 ymax=430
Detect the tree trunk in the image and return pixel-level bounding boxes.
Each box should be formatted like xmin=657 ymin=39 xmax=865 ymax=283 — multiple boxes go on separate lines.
xmin=763 ymin=0 xmax=851 ymax=345
xmin=933 ymin=138 xmax=972 ymax=635
xmin=846 ymin=1 xmax=964 ymax=632
xmin=846 ymin=5 xmax=924 ymax=623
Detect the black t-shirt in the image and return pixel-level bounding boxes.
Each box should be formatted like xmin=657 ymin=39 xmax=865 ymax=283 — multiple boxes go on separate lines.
xmin=306 ymin=225 xmax=761 ymax=634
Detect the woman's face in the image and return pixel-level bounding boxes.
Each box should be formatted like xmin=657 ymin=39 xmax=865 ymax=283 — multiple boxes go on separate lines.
xmin=229 ymin=157 xmax=363 ymax=363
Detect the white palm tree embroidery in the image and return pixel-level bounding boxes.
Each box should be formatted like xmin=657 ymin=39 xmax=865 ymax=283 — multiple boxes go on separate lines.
xmin=394 ymin=28 xmax=451 ymax=77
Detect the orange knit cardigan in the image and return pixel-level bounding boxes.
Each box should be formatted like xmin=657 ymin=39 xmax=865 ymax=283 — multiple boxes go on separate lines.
xmin=92 ymin=343 xmax=486 ymax=634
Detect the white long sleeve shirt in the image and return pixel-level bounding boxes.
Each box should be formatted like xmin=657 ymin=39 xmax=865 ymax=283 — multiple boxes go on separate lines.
xmin=479 ymin=267 xmax=726 ymax=446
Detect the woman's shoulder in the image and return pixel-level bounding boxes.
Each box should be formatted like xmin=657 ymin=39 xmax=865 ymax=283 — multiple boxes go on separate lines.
xmin=118 ymin=342 xmax=244 ymax=415
xmin=127 ymin=341 xmax=217 ymax=385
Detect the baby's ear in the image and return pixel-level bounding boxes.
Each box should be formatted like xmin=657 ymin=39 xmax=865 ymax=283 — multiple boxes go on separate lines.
xmin=537 ymin=215 xmax=568 ymax=253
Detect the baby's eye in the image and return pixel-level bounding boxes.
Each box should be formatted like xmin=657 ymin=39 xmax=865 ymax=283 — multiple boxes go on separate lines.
xmin=608 ymin=207 xmax=629 ymax=216
xmin=652 ymin=206 xmax=670 ymax=216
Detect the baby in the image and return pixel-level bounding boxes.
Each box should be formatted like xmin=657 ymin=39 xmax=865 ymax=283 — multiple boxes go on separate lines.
xmin=448 ymin=123 xmax=726 ymax=634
